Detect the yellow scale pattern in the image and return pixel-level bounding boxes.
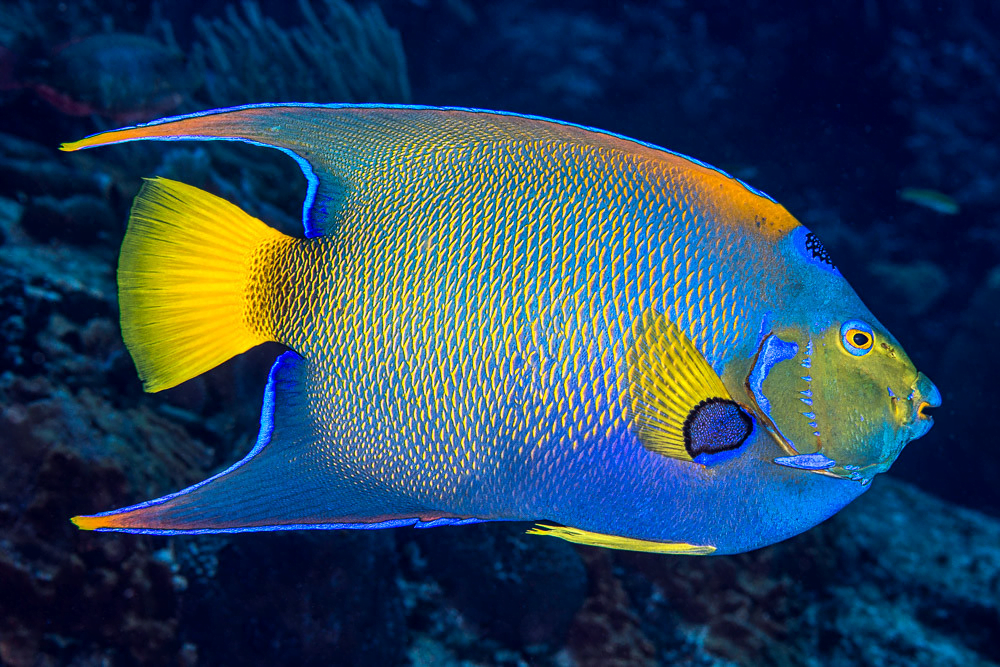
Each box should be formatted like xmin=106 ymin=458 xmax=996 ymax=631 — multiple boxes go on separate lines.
xmin=255 ymin=128 xmax=779 ymax=514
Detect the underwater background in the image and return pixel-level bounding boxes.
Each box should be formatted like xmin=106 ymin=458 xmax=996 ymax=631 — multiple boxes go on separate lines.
xmin=0 ymin=0 xmax=997 ymax=665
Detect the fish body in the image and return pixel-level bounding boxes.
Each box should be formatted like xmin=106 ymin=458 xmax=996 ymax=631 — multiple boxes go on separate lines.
xmin=62 ymin=105 xmax=939 ymax=555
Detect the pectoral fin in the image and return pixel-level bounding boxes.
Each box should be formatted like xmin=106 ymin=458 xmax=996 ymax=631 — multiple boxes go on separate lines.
xmin=627 ymin=309 xmax=753 ymax=464
xmin=527 ymin=524 xmax=716 ymax=555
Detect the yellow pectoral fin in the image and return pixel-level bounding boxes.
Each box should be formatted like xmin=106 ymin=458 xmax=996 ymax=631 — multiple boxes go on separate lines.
xmin=527 ymin=524 xmax=716 ymax=555
xmin=627 ymin=309 xmax=753 ymax=463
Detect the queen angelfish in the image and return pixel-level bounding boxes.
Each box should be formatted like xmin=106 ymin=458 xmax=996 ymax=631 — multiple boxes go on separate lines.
xmin=61 ymin=104 xmax=941 ymax=555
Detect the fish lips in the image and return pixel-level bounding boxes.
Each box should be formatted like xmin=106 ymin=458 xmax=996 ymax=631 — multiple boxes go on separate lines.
xmin=902 ymin=371 xmax=941 ymax=441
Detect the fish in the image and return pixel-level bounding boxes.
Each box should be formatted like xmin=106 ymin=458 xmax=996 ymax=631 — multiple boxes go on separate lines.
xmin=898 ymin=187 xmax=960 ymax=215
xmin=60 ymin=104 xmax=941 ymax=555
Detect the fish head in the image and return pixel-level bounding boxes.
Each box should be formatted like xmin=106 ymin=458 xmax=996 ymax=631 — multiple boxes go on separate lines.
xmin=745 ymin=229 xmax=941 ymax=484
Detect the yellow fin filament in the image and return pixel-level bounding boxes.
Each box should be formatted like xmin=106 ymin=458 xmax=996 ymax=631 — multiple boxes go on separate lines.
xmin=527 ymin=524 xmax=716 ymax=555
xmin=71 ymin=514 xmax=114 ymax=531
xmin=120 ymin=177 xmax=291 ymax=392
xmin=627 ymin=309 xmax=733 ymax=461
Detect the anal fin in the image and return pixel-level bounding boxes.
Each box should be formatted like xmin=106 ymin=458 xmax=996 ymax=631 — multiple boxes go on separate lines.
xmin=527 ymin=524 xmax=716 ymax=555
xmin=72 ymin=352 xmax=476 ymax=534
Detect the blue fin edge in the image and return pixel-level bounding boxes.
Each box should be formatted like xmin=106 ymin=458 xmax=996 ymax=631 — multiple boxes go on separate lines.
xmin=65 ymin=102 xmax=779 ymax=238
xmin=91 ymin=516 xmax=488 ymax=536
xmin=83 ymin=351 xmax=487 ymax=535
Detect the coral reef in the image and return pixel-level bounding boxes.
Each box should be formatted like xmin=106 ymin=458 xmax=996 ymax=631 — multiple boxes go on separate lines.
xmin=0 ymin=374 xmax=185 ymax=667
xmin=567 ymin=549 xmax=657 ymax=667
xmin=192 ymin=0 xmax=410 ymax=106
xmin=409 ymin=521 xmax=587 ymax=653
xmin=178 ymin=532 xmax=406 ymax=666
xmin=601 ymin=476 xmax=1000 ymax=666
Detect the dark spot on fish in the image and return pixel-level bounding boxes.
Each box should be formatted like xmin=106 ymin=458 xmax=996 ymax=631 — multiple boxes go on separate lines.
xmin=684 ymin=398 xmax=753 ymax=458
xmin=804 ymin=232 xmax=835 ymax=268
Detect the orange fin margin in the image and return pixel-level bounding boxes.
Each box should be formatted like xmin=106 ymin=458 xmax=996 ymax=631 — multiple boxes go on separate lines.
xmin=71 ymin=514 xmax=116 ymax=531
xmin=59 ymin=108 xmax=265 ymax=151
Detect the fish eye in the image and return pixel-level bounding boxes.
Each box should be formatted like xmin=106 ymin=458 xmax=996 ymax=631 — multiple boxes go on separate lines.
xmin=840 ymin=320 xmax=874 ymax=356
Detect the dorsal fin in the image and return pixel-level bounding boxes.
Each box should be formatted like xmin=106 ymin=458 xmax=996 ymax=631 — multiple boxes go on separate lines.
xmin=60 ymin=104 xmax=800 ymax=239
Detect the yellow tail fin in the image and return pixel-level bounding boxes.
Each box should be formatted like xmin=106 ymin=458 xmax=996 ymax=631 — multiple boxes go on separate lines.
xmin=120 ymin=177 xmax=293 ymax=392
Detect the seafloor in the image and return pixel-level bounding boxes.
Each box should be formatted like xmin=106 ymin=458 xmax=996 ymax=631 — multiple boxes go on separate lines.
xmin=1 ymin=1 xmax=998 ymax=665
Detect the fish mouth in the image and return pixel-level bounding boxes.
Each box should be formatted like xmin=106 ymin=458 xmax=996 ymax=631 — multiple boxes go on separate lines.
xmin=903 ymin=372 xmax=941 ymax=439
xmin=841 ymin=373 xmax=941 ymax=483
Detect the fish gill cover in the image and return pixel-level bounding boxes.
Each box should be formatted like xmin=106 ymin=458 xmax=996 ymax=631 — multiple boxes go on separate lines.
xmin=0 ymin=1 xmax=997 ymax=666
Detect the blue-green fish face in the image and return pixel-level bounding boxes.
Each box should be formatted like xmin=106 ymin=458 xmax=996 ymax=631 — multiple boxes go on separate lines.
xmin=751 ymin=229 xmax=941 ymax=484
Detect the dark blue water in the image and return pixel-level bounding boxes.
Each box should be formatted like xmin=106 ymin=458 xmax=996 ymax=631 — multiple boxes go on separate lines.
xmin=0 ymin=1 xmax=996 ymax=665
